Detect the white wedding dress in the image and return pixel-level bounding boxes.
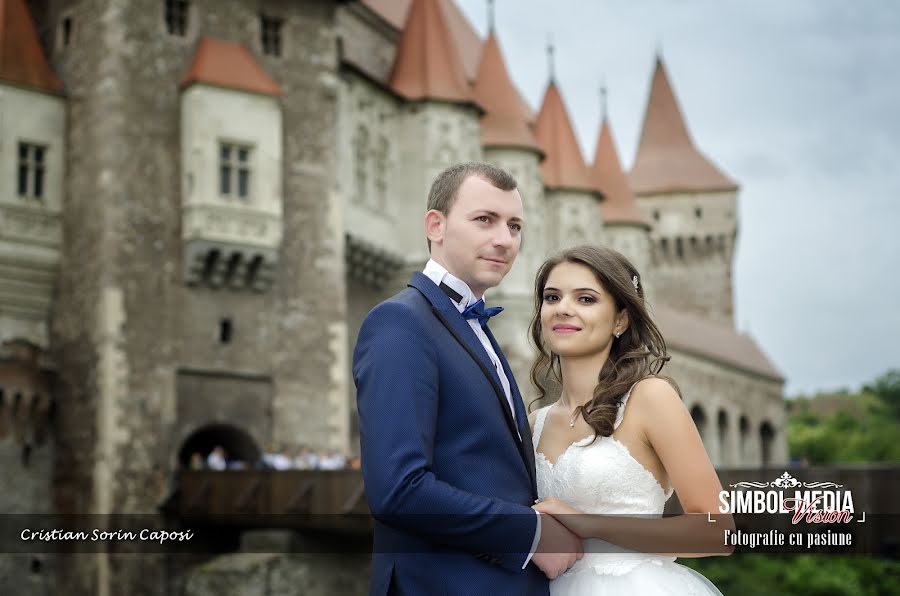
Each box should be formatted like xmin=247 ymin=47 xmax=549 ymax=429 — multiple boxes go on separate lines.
xmin=532 ymin=389 xmax=724 ymax=595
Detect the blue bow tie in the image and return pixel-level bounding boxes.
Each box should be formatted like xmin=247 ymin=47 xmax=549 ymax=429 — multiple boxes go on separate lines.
xmin=462 ymin=299 xmax=504 ymax=327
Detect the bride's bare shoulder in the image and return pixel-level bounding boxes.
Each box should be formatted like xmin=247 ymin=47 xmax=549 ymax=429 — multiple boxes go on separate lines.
xmin=628 ymin=377 xmax=684 ymax=414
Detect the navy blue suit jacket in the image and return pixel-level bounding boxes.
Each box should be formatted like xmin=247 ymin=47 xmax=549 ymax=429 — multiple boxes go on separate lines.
xmin=353 ymin=273 xmax=548 ymax=596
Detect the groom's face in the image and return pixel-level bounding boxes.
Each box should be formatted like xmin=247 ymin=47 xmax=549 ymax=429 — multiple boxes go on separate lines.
xmin=429 ymin=175 xmax=524 ymax=297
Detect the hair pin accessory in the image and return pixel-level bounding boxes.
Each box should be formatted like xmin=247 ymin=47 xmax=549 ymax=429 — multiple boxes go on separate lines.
xmin=632 ymin=275 xmax=639 ymax=290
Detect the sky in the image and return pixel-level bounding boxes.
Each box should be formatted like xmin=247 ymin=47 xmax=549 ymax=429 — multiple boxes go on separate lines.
xmin=455 ymin=0 xmax=900 ymax=395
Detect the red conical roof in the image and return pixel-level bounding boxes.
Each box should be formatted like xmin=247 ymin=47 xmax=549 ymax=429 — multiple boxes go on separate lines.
xmin=591 ymin=118 xmax=649 ymax=228
xmin=0 ymin=0 xmax=62 ymax=93
xmin=534 ymin=82 xmax=593 ymax=191
xmin=474 ymin=33 xmax=541 ymax=153
xmin=180 ymin=37 xmax=282 ymax=96
xmin=388 ymin=0 xmax=477 ymax=106
xmin=629 ymin=56 xmax=737 ymax=194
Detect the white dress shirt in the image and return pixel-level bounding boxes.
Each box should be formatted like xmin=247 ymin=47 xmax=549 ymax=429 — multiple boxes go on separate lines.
xmin=422 ymin=259 xmax=541 ymax=568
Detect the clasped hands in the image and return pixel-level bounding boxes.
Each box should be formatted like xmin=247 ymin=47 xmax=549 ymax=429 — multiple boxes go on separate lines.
xmin=530 ymin=497 xmax=586 ymax=579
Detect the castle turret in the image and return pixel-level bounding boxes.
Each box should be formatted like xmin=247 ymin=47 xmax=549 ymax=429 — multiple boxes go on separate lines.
xmin=179 ymin=37 xmax=284 ymax=292
xmin=534 ymin=75 xmax=603 ymax=252
xmin=473 ymin=23 xmax=545 ymax=392
xmin=629 ymin=56 xmax=739 ymax=324
xmin=0 ymin=0 xmax=65 ymax=348
xmin=589 ymin=111 xmax=653 ymax=301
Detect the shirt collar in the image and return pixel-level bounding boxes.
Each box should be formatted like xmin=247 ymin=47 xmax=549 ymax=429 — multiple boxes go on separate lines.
xmin=423 ymin=259 xmax=482 ymax=312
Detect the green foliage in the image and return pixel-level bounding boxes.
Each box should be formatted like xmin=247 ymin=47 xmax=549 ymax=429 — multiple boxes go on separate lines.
xmin=787 ymin=370 xmax=900 ymax=464
xmin=864 ymin=369 xmax=900 ymax=420
xmin=681 ymin=555 xmax=900 ymax=596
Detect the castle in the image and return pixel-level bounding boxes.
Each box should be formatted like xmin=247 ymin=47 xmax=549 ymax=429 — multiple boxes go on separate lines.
xmin=1 ymin=0 xmax=786 ymax=592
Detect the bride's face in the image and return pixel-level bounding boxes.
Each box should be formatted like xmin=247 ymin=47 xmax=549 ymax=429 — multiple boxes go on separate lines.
xmin=540 ymin=261 xmax=627 ymax=359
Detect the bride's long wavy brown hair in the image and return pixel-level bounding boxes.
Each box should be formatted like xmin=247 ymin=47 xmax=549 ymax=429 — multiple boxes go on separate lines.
xmin=529 ymin=245 xmax=679 ymax=439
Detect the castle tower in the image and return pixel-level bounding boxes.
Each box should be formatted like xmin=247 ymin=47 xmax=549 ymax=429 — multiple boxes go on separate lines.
xmin=534 ymin=72 xmax=603 ymax=253
xmin=629 ymin=56 xmax=739 ymax=324
xmin=37 ymin=1 xmax=348 ymax=591
xmin=589 ymin=110 xmax=654 ymax=303
xmin=472 ymin=22 xmax=545 ymax=393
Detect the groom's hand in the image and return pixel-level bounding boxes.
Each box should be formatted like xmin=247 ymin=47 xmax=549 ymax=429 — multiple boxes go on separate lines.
xmin=531 ymin=513 xmax=583 ymax=579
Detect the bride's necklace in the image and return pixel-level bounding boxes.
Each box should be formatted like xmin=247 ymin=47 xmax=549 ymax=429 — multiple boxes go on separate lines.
xmin=557 ymin=399 xmax=581 ymax=427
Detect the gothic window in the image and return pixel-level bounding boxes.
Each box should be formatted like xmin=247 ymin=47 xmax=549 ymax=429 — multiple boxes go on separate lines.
xmin=260 ymin=15 xmax=283 ymax=57
xmin=653 ymin=210 xmax=660 ymax=221
xmin=659 ymin=237 xmax=668 ymax=255
xmin=354 ymin=126 xmax=369 ymax=203
xmin=760 ymin=421 xmax=775 ymax=468
xmin=675 ymin=237 xmax=684 ymax=259
xmin=219 ymin=143 xmax=252 ymax=199
xmin=61 ymin=16 xmax=73 ymax=47
xmin=695 ymin=207 xmax=703 ymax=219
xmin=690 ymin=405 xmax=707 ymax=444
xmin=374 ymin=136 xmax=389 ymax=209
xmin=165 ymin=0 xmax=189 ymax=36
xmin=17 ymin=142 xmax=46 ymax=200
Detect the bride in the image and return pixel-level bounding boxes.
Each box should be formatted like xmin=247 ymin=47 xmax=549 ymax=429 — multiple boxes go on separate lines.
xmin=527 ymin=245 xmax=733 ymax=595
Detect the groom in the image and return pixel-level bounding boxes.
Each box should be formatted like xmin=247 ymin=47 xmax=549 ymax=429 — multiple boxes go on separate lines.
xmin=353 ymin=162 xmax=582 ymax=595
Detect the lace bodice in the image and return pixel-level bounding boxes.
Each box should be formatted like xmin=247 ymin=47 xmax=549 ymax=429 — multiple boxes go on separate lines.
xmin=533 ymin=387 xmax=677 ymax=576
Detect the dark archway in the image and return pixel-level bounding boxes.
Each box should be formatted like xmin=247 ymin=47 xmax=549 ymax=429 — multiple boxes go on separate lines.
xmin=177 ymin=423 xmax=261 ymax=468
xmin=690 ymin=405 xmax=707 ymax=444
xmin=717 ymin=409 xmax=729 ymax=463
xmin=760 ymin=421 xmax=776 ymax=468
xmin=739 ymin=415 xmax=750 ymax=460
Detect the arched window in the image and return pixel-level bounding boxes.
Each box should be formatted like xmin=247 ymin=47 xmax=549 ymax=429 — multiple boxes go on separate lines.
xmin=690 ymin=405 xmax=707 ymax=444
xmin=374 ymin=136 xmax=389 ymax=210
xmin=717 ymin=409 xmax=729 ymax=464
xmin=759 ymin=422 xmax=775 ymax=468
xmin=354 ymin=125 xmax=369 ymax=203
xmin=739 ymin=415 xmax=750 ymax=460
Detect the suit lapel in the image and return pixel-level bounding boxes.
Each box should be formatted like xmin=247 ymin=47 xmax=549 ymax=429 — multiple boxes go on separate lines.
xmin=408 ymin=274 xmax=523 ymax=453
xmin=483 ymin=325 xmax=538 ymax=496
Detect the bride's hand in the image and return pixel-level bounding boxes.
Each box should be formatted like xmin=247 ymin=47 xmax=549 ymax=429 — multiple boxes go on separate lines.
xmin=533 ymin=497 xmax=580 ymax=516
xmin=533 ymin=498 xmax=590 ymax=537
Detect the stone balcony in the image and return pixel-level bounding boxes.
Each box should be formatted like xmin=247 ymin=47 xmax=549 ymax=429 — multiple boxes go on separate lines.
xmin=181 ymin=203 xmax=282 ymax=291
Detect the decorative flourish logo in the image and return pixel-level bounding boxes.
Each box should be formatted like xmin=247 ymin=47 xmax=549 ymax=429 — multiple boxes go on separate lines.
xmin=730 ymin=471 xmax=844 ymax=491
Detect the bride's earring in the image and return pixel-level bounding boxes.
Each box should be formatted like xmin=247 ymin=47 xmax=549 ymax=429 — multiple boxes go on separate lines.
xmin=614 ymin=332 xmax=621 ymax=339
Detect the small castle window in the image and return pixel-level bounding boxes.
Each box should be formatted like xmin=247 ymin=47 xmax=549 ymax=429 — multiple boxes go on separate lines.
xmin=219 ymin=318 xmax=233 ymax=343
xmin=61 ymin=17 xmax=73 ymax=46
xmin=219 ymin=143 xmax=252 ymax=199
xmin=165 ymin=0 xmax=189 ymax=36
xmin=675 ymin=237 xmax=684 ymax=258
xmin=695 ymin=207 xmax=702 ymax=219
xmin=17 ymin=143 xmax=46 ymax=200
xmin=260 ymin=15 xmax=283 ymax=57
xmin=653 ymin=210 xmax=660 ymax=221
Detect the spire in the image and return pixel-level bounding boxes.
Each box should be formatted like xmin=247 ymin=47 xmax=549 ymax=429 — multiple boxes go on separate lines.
xmin=629 ymin=56 xmax=737 ymax=194
xmin=180 ymin=37 xmax=282 ymax=96
xmin=474 ymin=33 xmax=541 ymax=154
xmin=534 ymin=81 xmax=593 ymax=192
xmin=599 ymin=77 xmax=608 ymax=121
xmin=0 ymin=0 xmax=63 ymax=93
xmin=591 ymin=117 xmax=649 ymax=228
xmin=388 ymin=0 xmax=478 ymax=106
xmin=487 ymin=0 xmax=495 ymax=33
xmin=546 ymin=35 xmax=556 ymax=83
